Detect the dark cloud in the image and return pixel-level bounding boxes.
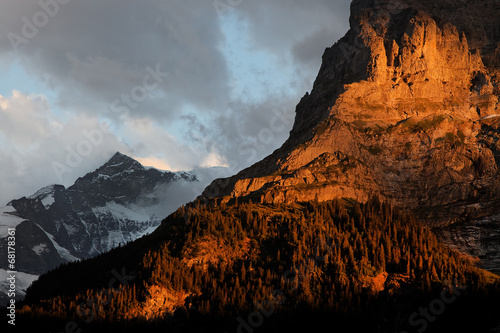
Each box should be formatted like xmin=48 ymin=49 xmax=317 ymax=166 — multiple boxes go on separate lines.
xmin=237 ymin=0 xmax=351 ymax=59
xmin=0 ymin=0 xmax=229 ymax=121
xmin=0 ymin=0 xmax=352 ymax=204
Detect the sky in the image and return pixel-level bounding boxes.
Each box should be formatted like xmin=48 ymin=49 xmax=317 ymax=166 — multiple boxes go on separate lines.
xmin=0 ymin=0 xmax=351 ymax=205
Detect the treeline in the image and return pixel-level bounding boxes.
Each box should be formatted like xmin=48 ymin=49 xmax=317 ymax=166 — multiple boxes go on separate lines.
xmin=17 ymin=198 xmax=500 ymax=332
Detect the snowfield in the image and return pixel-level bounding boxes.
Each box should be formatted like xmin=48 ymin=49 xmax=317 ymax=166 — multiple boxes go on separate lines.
xmin=0 ymin=205 xmax=25 ymax=236
xmin=0 ymin=269 xmax=38 ymax=299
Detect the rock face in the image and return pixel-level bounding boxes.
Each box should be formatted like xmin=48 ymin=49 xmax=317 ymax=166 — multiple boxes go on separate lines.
xmin=0 ymin=153 xmax=230 ymax=306
xmin=203 ymin=0 xmax=500 ymax=272
xmin=0 ymin=152 xmax=197 ymax=277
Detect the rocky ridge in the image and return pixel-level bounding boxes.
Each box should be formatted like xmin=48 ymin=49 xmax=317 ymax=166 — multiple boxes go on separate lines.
xmin=0 ymin=152 xmax=232 ymax=306
xmin=0 ymin=152 xmax=201 ymax=306
xmin=2 ymin=152 xmax=197 ymax=274
xmin=203 ymin=0 xmax=500 ymax=272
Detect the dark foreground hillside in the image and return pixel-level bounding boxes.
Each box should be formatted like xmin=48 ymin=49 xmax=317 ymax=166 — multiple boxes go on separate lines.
xmin=8 ymin=198 xmax=500 ymax=332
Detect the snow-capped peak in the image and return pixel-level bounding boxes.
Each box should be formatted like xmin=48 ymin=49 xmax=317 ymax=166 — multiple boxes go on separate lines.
xmin=28 ymin=184 xmax=59 ymax=200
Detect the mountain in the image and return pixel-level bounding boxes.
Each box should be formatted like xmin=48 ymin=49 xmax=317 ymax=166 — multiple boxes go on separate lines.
xmin=8 ymin=1 xmax=500 ymax=332
xmin=203 ymin=0 xmax=500 ymax=273
xmin=16 ymin=199 xmax=500 ymax=332
xmin=0 ymin=152 xmax=225 ymax=304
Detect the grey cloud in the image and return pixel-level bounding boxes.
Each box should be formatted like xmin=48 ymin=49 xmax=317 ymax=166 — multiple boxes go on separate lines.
xmin=292 ymin=28 xmax=338 ymax=67
xmin=205 ymin=94 xmax=297 ymax=173
xmin=204 ymin=0 xmax=352 ymax=170
xmin=0 ymin=0 xmax=230 ymax=122
xmin=0 ymin=0 xmax=353 ymax=204
xmin=238 ymin=0 xmax=351 ymax=58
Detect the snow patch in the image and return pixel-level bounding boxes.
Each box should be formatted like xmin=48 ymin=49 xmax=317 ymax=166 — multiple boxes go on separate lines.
xmin=106 ymin=162 xmax=124 ymax=168
xmin=90 ymin=202 xmax=162 ymax=250
xmin=105 ymin=201 xmax=155 ymax=222
xmin=97 ymin=173 xmax=111 ymax=180
xmin=0 ymin=269 xmax=38 ymax=300
xmin=32 ymin=243 xmax=49 ymax=255
xmin=28 ymin=185 xmax=57 ymax=209
xmin=41 ymin=194 xmax=55 ymax=209
xmin=0 ymin=205 xmax=25 ymax=236
xmin=36 ymin=225 xmax=80 ymax=262
xmin=28 ymin=184 xmax=57 ymax=200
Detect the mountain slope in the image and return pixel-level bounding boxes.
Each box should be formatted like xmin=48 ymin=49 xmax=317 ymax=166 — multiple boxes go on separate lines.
xmin=202 ymin=0 xmax=500 ymax=272
xmin=8 ymin=1 xmax=500 ymax=332
xmin=17 ymin=199 xmax=500 ymax=332
xmin=0 ymin=153 xmax=229 ymax=305
xmin=0 ymin=152 xmax=196 ymax=275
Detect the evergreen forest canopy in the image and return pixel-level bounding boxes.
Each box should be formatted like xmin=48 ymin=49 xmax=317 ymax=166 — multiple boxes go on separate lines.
xmin=14 ymin=198 xmax=500 ymax=332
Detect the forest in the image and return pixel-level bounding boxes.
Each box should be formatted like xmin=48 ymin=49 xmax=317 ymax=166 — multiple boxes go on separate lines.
xmin=15 ymin=198 xmax=500 ymax=332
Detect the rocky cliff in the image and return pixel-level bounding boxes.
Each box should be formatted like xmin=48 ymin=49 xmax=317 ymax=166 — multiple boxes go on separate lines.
xmin=203 ymin=0 xmax=500 ymax=272
xmin=0 ymin=152 xmax=199 ymax=277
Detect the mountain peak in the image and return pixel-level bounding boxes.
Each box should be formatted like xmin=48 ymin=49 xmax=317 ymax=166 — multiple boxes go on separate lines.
xmin=110 ymin=151 xmax=127 ymax=159
xmin=201 ymin=0 xmax=500 ymax=271
xmin=90 ymin=152 xmax=150 ymax=180
xmin=28 ymin=184 xmax=64 ymax=200
xmin=5 ymin=151 xmax=204 ymax=278
xmin=104 ymin=152 xmax=142 ymax=169
xmin=204 ymin=0 xmax=500 ymax=204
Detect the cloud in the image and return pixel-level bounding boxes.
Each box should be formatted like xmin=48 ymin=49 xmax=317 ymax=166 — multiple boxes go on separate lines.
xmin=200 ymin=150 xmax=228 ymax=169
xmin=236 ymin=0 xmax=351 ymax=60
xmin=0 ymin=91 xmax=125 ymax=204
xmin=118 ymin=116 xmax=216 ymax=171
xmin=0 ymin=90 xmax=231 ymax=205
xmin=0 ymin=91 xmax=56 ymax=147
xmin=145 ymin=166 xmax=230 ymax=218
xmin=0 ymin=0 xmax=230 ymax=122
xmin=0 ymin=0 xmax=353 ymax=204
xmin=135 ymin=156 xmax=175 ymax=172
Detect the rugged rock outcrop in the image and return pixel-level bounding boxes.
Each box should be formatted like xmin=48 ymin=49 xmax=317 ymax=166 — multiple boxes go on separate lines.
xmin=0 ymin=152 xmax=198 ymax=278
xmin=0 ymin=153 xmax=230 ymax=306
xmin=203 ymin=0 xmax=500 ymax=272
